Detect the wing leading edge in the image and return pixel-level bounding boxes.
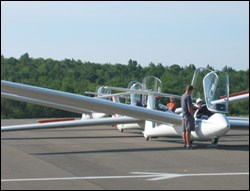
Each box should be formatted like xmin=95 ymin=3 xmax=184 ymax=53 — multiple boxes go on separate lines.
xmin=1 ymin=80 xmax=182 ymax=126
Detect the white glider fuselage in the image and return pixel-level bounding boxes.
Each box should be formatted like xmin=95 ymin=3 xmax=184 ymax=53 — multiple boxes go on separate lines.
xmin=143 ymin=113 xmax=230 ymax=141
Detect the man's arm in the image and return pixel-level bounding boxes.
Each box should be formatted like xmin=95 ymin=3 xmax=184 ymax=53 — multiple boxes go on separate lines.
xmin=188 ymin=104 xmax=194 ymax=116
xmin=187 ymin=97 xmax=194 ymax=116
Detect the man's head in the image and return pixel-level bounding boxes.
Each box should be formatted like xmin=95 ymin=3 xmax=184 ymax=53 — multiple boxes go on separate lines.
xmin=196 ymin=98 xmax=203 ymax=105
xmin=195 ymin=98 xmax=203 ymax=108
xmin=185 ymin=85 xmax=193 ymax=94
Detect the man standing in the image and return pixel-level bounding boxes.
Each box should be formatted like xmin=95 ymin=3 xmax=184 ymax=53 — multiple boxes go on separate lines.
xmin=181 ymin=85 xmax=195 ymax=149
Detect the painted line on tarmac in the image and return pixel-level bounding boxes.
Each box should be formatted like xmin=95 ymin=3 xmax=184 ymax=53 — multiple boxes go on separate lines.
xmin=1 ymin=172 xmax=249 ymax=182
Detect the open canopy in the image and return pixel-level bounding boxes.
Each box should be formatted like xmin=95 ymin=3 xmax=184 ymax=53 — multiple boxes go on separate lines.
xmin=192 ymin=68 xmax=229 ymax=113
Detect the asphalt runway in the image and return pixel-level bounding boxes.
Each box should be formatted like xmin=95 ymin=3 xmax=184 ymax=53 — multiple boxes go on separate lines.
xmin=1 ymin=119 xmax=249 ymax=190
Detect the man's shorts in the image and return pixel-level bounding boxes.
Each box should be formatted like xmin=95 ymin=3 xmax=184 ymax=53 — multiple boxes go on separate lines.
xmin=182 ymin=115 xmax=195 ymax=132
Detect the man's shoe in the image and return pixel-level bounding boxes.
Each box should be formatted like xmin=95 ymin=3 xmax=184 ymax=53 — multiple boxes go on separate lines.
xmin=186 ymin=145 xmax=192 ymax=150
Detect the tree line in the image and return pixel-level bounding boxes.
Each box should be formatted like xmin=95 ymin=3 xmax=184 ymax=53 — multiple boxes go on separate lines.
xmin=1 ymin=53 xmax=249 ymax=118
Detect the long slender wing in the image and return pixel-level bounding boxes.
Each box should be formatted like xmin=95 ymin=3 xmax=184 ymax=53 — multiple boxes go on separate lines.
xmin=214 ymin=92 xmax=249 ymax=129
xmin=103 ymin=86 xmax=181 ymax=99
xmin=1 ymin=80 xmax=182 ymax=126
xmin=1 ymin=92 xmax=92 ymax=114
xmin=1 ymin=116 xmax=141 ymax=132
xmin=85 ymin=91 xmax=131 ymax=98
xmin=227 ymin=116 xmax=249 ymax=130
xmin=227 ymin=93 xmax=249 ymax=103
xmin=213 ymin=91 xmax=249 ymax=105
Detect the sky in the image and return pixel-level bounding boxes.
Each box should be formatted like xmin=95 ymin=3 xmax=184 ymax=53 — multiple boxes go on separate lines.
xmin=1 ymin=1 xmax=249 ymax=71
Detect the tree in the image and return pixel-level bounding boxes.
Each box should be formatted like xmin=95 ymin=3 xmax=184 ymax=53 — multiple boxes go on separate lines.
xmin=1 ymin=54 xmax=249 ymax=118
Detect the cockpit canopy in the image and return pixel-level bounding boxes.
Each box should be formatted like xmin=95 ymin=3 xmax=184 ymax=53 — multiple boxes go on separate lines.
xmin=128 ymin=81 xmax=143 ymax=106
xmin=142 ymin=76 xmax=162 ymax=92
xmin=192 ymin=68 xmax=229 ymax=113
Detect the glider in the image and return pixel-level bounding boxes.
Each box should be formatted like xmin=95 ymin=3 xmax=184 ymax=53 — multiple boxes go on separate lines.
xmin=1 ymin=68 xmax=249 ymax=147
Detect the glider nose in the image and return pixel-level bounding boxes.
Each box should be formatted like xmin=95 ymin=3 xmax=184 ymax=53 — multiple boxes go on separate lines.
xmin=208 ymin=113 xmax=230 ymax=136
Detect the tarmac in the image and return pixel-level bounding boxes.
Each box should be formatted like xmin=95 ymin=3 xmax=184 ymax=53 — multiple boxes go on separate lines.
xmin=1 ymin=119 xmax=249 ymax=190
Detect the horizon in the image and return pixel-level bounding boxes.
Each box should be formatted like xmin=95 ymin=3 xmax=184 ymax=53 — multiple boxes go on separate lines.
xmin=1 ymin=53 xmax=249 ymax=71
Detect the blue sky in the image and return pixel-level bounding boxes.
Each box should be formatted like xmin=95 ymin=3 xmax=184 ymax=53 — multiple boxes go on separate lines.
xmin=1 ymin=1 xmax=249 ymax=70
